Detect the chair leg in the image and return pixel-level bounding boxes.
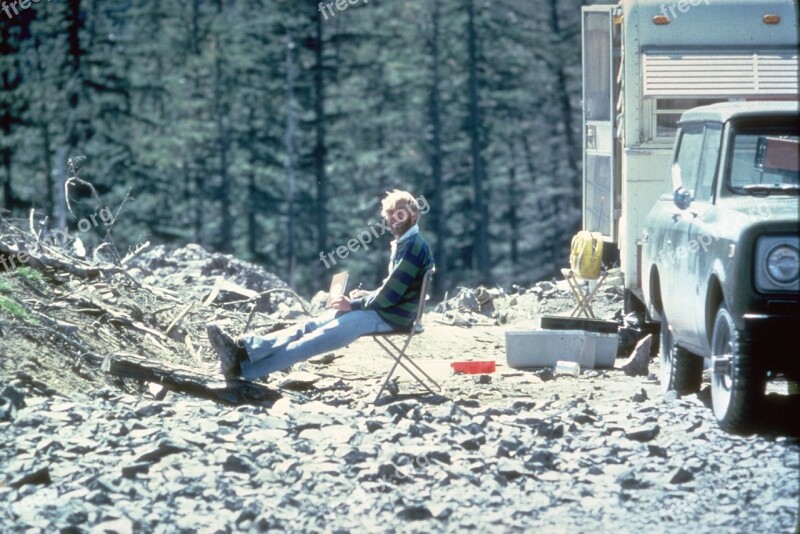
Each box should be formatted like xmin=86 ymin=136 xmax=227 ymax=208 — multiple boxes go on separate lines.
xmin=373 ymin=340 xmax=438 ymax=402
xmin=374 ymin=357 xmax=402 ymax=403
xmin=577 ymin=287 xmax=594 ymax=318
xmin=582 ymin=273 xmax=608 ymax=318
xmin=372 ymin=337 xmax=440 ymax=403
xmin=373 ymin=338 xmax=411 ymax=401
xmin=565 ymin=271 xmax=598 ymax=318
xmin=564 ymin=274 xmax=586 ymax=317
xmin=380 ymin=337 xmax=441 ymax=391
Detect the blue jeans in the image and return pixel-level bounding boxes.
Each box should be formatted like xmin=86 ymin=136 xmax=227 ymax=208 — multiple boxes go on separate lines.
xmin=240 ymin=309 xmax=396 ymax=379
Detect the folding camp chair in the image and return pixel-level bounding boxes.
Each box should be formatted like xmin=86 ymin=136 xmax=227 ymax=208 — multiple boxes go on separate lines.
xmin=369 ymin=268 xmax=441 ymax=404
xmin=561 ymin=267 xmax=608 ymax=318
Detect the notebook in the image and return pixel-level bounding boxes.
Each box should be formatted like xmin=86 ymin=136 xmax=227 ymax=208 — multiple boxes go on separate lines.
xmin=327 ymin=271 xmax=349 ymax=307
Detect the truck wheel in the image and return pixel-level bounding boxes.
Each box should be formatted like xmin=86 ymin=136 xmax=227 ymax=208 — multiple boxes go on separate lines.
xmin=659 ymin=313 xmax=703 ymax=394
xmin=710 ymin=304 xmax=764 ymax=435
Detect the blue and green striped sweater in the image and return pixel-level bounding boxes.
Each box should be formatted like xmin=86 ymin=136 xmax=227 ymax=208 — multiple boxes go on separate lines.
xmin=350 ymin=232 xmax=434 ymax=329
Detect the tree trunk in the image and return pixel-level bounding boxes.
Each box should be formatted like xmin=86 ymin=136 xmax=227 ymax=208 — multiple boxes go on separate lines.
xmin=247 ymin=171 xmax=258 ymax=259
xmin=1 ymin=151 xmax=10 ymax=211
xmin=312 ymin=7 xmax=328 ymax=263
xmin=53 ymin=148 xmax=67 ymax=230
xmin=192 ymin=165 xmax=204 ymax=247
xmin=1 ymin=22 xmax=17 ymax=211
xmin=214 ymin=46 xmax=232 ymax=252
xmin=285 ymin=32 xmax=298 ymax=287
xmin=508 ymin=163 xmax=519 ymax=267
xmin=428 ymin=0 xmax=447 ymax=294
xmin=65 ymin=0 xmax=83 ymax=152
xmin=42 ymin=123 xmax=55 ymax=217
xmin=466 ymin=0 xmax=490 ymax=282
xmin=547 ymin=0 xmax=579 ymax=192
xmin=520 ymin=132 xmax=535 ymax=183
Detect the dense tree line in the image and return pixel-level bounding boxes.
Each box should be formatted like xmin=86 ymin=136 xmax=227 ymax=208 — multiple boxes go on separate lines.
xmin=1 ymin=0 xmax=584 ymax=297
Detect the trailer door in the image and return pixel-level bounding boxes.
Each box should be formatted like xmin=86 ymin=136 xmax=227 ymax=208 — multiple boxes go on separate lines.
xmin=582 ymin=6 xmax=617 ymax=239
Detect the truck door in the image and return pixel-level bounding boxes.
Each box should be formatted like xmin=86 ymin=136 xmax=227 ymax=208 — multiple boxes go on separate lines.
xmin=581 ymin=6 xmax=617 ymax=239
xmin=664 ymin=124 xmax=706 ymax=347
xmin=686 ymin=123 xmax=723 ymax=354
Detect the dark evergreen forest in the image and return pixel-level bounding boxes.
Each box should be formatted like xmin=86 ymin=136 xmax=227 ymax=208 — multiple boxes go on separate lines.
xmin=1 ymin=0 xmax=585 ymax=297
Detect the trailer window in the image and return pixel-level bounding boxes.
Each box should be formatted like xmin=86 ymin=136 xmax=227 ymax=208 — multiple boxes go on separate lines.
xmin=653 ymin=98 xmax=723 ymax=140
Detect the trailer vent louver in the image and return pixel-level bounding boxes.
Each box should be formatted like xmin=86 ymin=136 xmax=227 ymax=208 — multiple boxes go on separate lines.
xmin=643 ymin=51 xmax=798 ymax=97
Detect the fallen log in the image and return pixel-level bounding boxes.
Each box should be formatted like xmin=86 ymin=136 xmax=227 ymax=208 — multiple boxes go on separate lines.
xmin=102 ymin=353 xmax=280 ymax=405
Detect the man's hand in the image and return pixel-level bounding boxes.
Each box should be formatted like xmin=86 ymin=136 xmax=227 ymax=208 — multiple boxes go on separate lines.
xmin=349 ymin=289 xmax=370 ymax=299
xmin=328 ymin=296 xmax=352 ymax=312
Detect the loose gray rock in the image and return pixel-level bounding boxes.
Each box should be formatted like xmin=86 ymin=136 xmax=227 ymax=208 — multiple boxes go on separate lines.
xmin=458 ymin=435 xmax=485 ymax=451
xmin=223 ymin=454 xmax=256 ymax=474
xmin=669 ymin=466 xmax=694 ymax=484
xmin=647 ymin=444 xmax=668 ymax=459
xmin=278 ymin=371 xmax=321 ymax=391
xmin=1 ymin=385 xmax=26 ymax=409
xmin=625 ymin=424 xmax=660 ymax=442
xmin=622 ymin=335 xmax=652 ymax=377
xmin=135 ymin=438 xmax=188 ymax=463
xmin=10 ymin=466 xmax=51 ymax=488
xmin=617 ymin=469 xmax=652 ymax=490
xmin=397 ymin=505 xmax=434 ymax=521
xmin=631 ymin=388 xmax=648 ymax=403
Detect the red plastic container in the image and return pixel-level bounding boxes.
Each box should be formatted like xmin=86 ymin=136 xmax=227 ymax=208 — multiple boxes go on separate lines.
xmin=451 ymin=361 xmax=496 ymax=374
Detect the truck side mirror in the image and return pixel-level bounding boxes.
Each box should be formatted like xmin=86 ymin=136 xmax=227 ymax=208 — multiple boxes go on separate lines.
xmin=673 ymin=186 xmax=693 ymax=210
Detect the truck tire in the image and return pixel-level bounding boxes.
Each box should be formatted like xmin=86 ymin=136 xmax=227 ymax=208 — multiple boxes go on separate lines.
xmin=659 ymin=313 xmax=703 ymax=394
xmin=710 ymin=304 xmax=764 ymax=435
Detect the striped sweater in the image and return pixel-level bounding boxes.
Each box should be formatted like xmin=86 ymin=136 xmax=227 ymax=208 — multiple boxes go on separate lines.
xmin=350 ymin=231 xmax=434 ymax=329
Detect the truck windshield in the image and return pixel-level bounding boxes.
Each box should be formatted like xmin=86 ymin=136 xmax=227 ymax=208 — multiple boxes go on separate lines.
xmin=727 ymin=120 xmax=799 ymax=195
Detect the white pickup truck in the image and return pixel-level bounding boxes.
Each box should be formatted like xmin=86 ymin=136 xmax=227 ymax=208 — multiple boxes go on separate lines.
xmin=641 ymin=101 xmax=799 ymax=435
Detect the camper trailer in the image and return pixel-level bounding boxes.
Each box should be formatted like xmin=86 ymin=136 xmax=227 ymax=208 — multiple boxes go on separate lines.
xmin=581 ymin=0 xmax=798 ymax=306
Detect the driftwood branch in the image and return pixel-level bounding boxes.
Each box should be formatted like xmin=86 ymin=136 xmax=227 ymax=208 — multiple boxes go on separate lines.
xmin=121 ymin=240 xmax=150 ymax=265
xmin=166 ymin=303 xmax=194 ymax=336
xmin=0 ymin=240 xmax=122 ymax=279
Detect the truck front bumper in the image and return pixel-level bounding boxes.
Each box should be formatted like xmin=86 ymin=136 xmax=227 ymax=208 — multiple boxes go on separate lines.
xmin=742 ymin=311 xmax=800 ymax=377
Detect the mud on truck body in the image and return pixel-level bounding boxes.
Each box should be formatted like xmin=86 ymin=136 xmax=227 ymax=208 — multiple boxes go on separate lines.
xmin=581 ymin=0 xmax=799 ymax=433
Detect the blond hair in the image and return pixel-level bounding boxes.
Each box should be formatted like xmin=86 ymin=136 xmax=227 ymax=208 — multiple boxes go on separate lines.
xmin=380 ymin=189 xmax=419 ymax=219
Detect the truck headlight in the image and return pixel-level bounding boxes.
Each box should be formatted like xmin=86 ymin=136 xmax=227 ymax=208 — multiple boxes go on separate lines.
xmin=766 ymin=245 xmax=799 ymax=285
xmin=756 ymin=236 xmax=800 ymax=292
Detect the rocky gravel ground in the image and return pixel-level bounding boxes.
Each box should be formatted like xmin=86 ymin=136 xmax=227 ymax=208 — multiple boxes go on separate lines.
xmin=1 ymin=243 xmax=798 ymax=533
xmin=2 ymin=322 xmax=798 ymax=533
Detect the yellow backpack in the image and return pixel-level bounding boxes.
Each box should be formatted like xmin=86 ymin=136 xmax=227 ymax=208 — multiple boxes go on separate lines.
xmin=570 ymin=231 xmax=604 ymax=279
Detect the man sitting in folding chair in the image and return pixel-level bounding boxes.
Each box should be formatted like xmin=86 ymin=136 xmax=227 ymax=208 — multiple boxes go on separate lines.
xmin=207 ymin=189 xmax=437 ymax=402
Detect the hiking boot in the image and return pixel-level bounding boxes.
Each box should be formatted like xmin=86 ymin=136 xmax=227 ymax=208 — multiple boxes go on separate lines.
xmin=206 ymin=323 xmax=246 ymax=379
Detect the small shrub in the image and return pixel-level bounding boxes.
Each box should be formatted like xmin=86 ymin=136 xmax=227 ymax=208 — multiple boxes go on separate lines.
xmin=0 ymin=295 xmax=30 ymax=320
xmin=15 ymin=266 xmax=43 ymax=282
